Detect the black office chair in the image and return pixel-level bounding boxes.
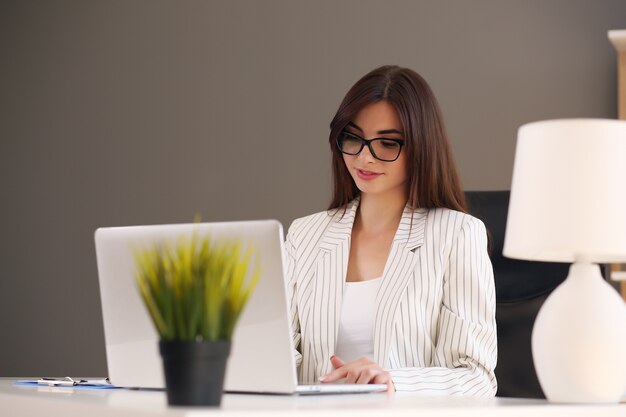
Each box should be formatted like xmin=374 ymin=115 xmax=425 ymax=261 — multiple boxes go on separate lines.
xmin=465 ymin=191 xmax=570 ymax=398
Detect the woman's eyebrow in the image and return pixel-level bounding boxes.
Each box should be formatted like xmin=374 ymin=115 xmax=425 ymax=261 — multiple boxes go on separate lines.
xmin=347 ymin=121 xmax=363 ymax=132
xmin=348 ymin=122 xmax=402 ymax=135
xmin=347 ymin=121 xmax=403 ymax=135
xmin=378 ymin=128 xmax=403 ymax=135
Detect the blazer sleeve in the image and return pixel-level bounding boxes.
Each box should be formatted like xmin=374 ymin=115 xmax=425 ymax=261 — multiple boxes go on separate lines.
xmin=285 ymin=224 xmax=303 ymax=368
xmin=388 ymin=216 xmax=498 ymax=396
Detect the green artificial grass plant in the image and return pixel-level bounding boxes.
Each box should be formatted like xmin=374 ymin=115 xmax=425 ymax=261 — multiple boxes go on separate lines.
xmin=134 ymin=233 xmax=260 ymax=341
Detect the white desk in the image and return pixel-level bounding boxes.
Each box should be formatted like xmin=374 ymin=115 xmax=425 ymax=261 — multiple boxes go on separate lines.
xmin=1 ymin=380 xmax=625 ymax=416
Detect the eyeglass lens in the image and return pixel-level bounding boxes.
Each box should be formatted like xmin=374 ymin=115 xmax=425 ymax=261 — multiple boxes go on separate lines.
xmin=338 ymin=132 xmax=402 ymax=162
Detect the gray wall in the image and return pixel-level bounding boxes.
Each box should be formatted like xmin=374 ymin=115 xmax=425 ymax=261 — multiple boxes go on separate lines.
xmin=1 ymin=0 xmax=624 ymax=377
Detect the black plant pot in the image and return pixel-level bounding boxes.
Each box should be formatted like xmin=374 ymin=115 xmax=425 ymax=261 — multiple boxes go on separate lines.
xmin=159 ymin=340 xmax=231 ymax=406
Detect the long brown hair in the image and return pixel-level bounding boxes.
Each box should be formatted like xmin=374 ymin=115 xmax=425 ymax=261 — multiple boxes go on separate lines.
xmin=328 ymin=65 xmax=467 ymax=213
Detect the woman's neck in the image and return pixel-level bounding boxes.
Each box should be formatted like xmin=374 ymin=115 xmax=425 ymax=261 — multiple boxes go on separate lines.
xmin=355 ymin=191 xmax=407 ymax=234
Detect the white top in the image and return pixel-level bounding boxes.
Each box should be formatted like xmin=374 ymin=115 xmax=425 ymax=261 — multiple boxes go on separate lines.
xmin=334 ymin=277 xmax=382 ymax=363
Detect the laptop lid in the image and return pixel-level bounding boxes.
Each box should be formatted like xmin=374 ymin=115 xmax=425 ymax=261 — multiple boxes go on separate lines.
xmin=94 ymin=220 xmax=299 ymax=393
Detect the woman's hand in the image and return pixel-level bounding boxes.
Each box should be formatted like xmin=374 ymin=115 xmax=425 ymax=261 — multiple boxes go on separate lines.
xmin=319 ymin=355 xmax=395 ymax=393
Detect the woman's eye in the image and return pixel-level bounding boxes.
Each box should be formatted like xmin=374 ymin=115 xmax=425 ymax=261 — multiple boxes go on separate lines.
xmin=380 ymin=140 xmax=399 ymax=148
xmin=344 ymin=135 xmax=361 ymax=144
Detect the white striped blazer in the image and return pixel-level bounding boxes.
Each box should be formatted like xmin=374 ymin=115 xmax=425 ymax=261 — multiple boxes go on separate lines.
xmin=284 ymin=197 xmax=497 ymax=396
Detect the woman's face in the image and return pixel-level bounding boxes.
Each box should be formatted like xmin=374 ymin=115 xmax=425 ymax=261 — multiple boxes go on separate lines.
xmin=342 ymin=100 xmax=408 ymax=199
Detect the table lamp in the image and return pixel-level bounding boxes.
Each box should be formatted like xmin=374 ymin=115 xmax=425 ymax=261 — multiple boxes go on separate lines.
xmin=503 ymin=119 xmax=626 ymax=403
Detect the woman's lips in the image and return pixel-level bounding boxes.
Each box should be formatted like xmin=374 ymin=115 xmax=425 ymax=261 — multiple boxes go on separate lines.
xmin=356 ymin=169 xmax=382 ymax=180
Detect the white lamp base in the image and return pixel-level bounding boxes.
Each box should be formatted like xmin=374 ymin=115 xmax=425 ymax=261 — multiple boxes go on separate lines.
xmin=532 ymin=262 xmax=626 ymax=403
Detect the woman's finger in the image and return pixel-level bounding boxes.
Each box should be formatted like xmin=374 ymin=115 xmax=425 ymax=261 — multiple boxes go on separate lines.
xmin=319 ymin=366 xmax=348 ymax=383
xmin=345 ymin=368 xmax=360 ymax=384
xmin=373 ymin=373 xmax=395 ymax=393
xmin=330 ymin=355 xmax=346 ymax=369
xmin=355 ymin=366 xmax=378 ymax=384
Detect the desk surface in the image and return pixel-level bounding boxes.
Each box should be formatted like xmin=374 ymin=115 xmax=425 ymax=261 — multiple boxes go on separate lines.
xmin=1 ymin=380 xmax=625 ymax=417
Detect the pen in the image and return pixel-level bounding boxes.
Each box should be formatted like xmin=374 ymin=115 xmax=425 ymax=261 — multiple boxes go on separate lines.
xmin=37 ymin=377 xmax=83 ymax=386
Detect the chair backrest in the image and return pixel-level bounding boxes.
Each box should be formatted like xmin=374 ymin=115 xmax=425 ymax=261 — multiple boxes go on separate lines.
xmin=465 ymin=191 xmax=570 ymax=398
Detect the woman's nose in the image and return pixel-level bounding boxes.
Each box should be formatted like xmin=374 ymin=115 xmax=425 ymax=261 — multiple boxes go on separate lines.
xmin=357 ymin=143 xmax=376 ymax=162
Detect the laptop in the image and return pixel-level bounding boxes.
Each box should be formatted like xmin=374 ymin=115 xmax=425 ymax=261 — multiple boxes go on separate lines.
xmin=94 ymin=220 xmax=387 ymax=395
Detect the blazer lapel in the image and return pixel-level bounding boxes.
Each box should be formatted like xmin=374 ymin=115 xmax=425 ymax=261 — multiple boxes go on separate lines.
xmin=373 ymin=205 xmax=428 ymax=367
xmin=314 ymin=198 xmax=359 ymax=374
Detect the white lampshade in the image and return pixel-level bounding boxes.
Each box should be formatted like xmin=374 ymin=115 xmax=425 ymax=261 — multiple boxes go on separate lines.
xmin=503 ymin=118 xmax=626 ymax=403
xmin=503 ymin=119 xmax=626 ymax=264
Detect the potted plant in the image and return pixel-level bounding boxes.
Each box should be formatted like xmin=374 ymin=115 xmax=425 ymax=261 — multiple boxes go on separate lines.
xmin=134 ymin=232 xmax=260 ymax=406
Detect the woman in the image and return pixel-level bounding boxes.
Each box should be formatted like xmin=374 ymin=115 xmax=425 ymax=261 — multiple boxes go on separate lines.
xmin=285 ymin=65 xmax=497 ymax=396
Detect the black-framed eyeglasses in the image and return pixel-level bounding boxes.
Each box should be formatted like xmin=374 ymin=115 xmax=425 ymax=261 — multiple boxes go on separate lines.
xmin=336 ymin=131 xmax=405 ymax=162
